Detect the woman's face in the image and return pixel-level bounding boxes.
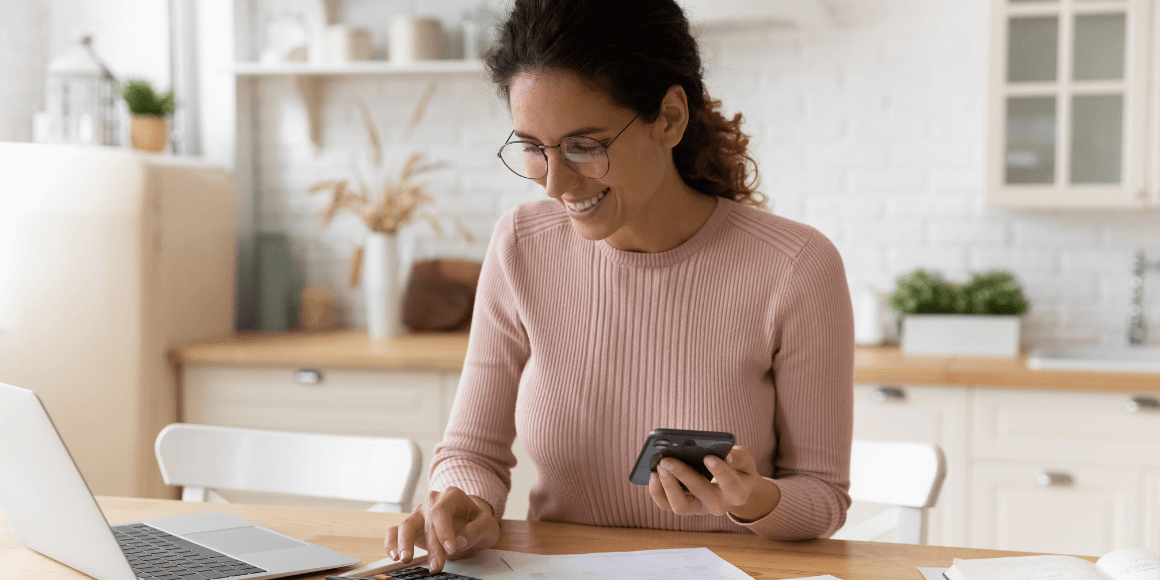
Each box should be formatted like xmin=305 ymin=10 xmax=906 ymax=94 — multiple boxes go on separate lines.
xmin=508 ymin=70 xmax=671 ymax=242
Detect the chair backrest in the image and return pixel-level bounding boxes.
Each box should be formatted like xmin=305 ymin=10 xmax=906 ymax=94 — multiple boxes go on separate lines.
xmin=831 ymin=440 xmax=946 ymax=545
xmin=155 ymin=424 xmax=421 ymax=513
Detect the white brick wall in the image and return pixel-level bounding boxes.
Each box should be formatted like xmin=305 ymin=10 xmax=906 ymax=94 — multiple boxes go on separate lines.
xmin=243 ymin=0 xmax=1160 ymax=344
xmin=5 ymin=0 xmax=1147 ymax=344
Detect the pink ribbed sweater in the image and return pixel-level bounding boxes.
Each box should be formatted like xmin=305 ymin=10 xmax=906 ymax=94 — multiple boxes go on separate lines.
xmin=430 ymin=197 xmax=854 ymax=540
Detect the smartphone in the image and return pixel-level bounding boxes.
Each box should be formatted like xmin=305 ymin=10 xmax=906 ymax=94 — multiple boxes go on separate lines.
xmin=629 ymin=428 xmax=736 ymax=485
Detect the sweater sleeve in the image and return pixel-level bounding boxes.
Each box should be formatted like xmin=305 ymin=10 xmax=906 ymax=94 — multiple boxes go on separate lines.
xmin=428 ymin=210 xmax=530 ymax=519
xmin=729 ymin=229 xmax=854 ymax=539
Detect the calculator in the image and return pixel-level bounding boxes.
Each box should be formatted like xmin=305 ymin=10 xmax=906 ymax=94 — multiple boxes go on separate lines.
xmin=327 ymin=566 xmax=484 ymax=580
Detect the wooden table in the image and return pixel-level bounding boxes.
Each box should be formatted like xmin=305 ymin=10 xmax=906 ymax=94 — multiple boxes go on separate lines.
xmin=2 ymin=497 xmax=1060 ymax=580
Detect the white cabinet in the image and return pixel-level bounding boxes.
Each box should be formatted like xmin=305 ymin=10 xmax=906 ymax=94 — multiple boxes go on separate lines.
xmin=182 ymin=365 xmax=539 ymax=518
xmin=852 ymin=384 xmax=970 ymax=547
xmin=1145 ymin=470 xmax=1160 ymax=552
xmin=971 ymin=461 xmax=1140 ymax=555
xmin=970 ymin=388 xmax=1160 ymax=554
xmin=987 ymin=0 xmax=1158 ymax=208
xmin=856 ymin=383 xmax=1160 ymax=553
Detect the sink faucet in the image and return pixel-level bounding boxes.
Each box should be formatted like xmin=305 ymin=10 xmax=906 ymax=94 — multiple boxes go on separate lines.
xmin=1128 ymin=249 xmax=1160 ymax=346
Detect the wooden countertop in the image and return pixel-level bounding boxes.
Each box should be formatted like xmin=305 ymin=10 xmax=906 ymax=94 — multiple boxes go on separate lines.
xmin=172 ymin=332 xmax=1159 ymax=392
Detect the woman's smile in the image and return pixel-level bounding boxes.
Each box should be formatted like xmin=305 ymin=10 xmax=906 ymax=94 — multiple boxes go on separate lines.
xmin=562 ymin=188 xmax=610 ymax=216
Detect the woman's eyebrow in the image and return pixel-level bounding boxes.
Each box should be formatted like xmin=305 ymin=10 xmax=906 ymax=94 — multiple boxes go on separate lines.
xmin=513 ymin=125 xmax=609 ymax=141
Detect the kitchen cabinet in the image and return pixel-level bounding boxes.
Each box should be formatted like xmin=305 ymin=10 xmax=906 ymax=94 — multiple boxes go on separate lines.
xmin=971 ymin=461 xmax=1140 ymax=555
xmin=180 ymin=362 xmax=538 ymax=518
xmin=856 ymin=381 xmax=1160 ymax=554
xmin=986 ymin=0 xmax=1158 ymax=208
xmin=1145 ymin=470 xmax=1160 ymax=552
xmin=851 ymin=384 xmax=970 ymax=547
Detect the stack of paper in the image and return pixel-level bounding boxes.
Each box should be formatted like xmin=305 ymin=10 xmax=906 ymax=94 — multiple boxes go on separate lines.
xmin=442 ymin=547 xmax=754 ymax=580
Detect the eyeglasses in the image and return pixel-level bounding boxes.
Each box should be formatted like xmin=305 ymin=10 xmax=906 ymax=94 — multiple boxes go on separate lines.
xmin=496 ymin=113 xmax=640 ymax=180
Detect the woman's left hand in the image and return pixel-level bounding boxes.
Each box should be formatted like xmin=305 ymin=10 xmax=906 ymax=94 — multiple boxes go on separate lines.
xmin=647 ymin=445 xmax=779 ymax=521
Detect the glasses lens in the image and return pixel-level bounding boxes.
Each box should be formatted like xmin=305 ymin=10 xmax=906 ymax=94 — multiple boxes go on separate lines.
xmin=499 ymin=142 xmax=546 ymax=179
xmin=562 ymin=137 xmax=609 ymax=178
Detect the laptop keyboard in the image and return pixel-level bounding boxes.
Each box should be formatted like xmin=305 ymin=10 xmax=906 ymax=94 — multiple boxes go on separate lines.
xmin=113 ymin=523 xmax=268 ymax=580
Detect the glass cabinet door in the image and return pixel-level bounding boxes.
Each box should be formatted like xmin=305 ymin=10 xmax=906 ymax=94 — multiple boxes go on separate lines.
xmin=988 ymin=0 xmax=1149 ymax=208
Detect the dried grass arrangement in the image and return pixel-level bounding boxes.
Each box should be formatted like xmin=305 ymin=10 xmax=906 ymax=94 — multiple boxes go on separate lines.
xmin=309 ymin=81 xmax=452 ymax=236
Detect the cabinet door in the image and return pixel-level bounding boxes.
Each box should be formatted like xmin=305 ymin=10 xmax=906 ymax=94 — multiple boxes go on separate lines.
xmin=972 ymin=461 xmax=1140 ymax=555
xmin=850 ymin=384 xmax=969 ymax=547
xmin=973 ymin=388 xmax=1160 ymax=468
xmin=1146 ymin=470 xmax=1160 ymax=553
xmin=987 ymin=0 xmax=1152 ymax=208
xmin=183 ymin=365 xmax=448 ymax=511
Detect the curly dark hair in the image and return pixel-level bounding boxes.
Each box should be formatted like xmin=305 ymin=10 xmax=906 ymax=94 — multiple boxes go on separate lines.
xmin=486 ymin=0 xmax=764 ymax=207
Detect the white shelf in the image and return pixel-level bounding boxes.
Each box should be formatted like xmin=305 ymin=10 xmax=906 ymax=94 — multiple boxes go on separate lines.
xmin=233 ymin=59 xmax=487 ymax=76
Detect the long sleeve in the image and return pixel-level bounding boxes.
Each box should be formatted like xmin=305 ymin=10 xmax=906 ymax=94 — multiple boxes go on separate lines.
xmin=729 ymin=229 xmax=855 ymax=539
xmin=429 ymin=198 xmax=852 ymax=538
xmin=428 ymin=209 xmax=530 ymax=519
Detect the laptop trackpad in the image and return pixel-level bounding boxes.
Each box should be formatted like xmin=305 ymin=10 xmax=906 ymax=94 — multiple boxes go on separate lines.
xmin=185 ymin=526 xmax=306 ymax=555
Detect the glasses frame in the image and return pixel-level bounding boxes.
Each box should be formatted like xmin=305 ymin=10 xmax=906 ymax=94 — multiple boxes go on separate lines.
xmin=497 ymin=113 xmax=641 ymax=180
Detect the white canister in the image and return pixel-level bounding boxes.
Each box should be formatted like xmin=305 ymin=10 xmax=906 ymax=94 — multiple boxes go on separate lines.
xmin=324 ymin=25 xmax=373 ymax=62
xmin=389 ymin=17 xmax=443 ymax=62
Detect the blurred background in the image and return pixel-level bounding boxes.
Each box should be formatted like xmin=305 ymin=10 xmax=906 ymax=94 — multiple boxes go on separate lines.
xmin=1 ymin=0 xmax=1159 ymax=558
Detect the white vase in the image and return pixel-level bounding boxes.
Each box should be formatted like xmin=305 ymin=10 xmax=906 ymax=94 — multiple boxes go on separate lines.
xmin=900 ymin=315 xmax=1022 ymax=358
xmin=363 ymin=232 xmax=401 ymax=339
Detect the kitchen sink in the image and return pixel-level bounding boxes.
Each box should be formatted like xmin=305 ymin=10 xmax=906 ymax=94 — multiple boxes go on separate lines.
xmin=1027 ymin=345 xmax=1160 ymax=373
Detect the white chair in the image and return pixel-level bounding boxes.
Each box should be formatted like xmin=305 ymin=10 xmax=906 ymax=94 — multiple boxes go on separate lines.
xmin=831 ymin=440 xmax=946 ymax=545
xmin=155 ymin=423 xmax=422 ymax=513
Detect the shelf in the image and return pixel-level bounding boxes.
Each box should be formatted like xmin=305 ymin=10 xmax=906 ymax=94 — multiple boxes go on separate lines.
xmin=233 ymin=59 xmax=487 ymax=149
xmin=233 ymin=59 xmax=487 ymax=76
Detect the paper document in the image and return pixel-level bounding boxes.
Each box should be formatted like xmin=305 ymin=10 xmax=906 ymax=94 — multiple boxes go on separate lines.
xmin=443 ymin=547 xmax=754 ymax=580
xmin=917 ymin=567 xmax=949 ymax=580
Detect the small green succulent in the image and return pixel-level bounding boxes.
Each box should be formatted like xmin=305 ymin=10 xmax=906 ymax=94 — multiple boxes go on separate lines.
xmin=121 ymin=79 xmax=175 ymax=116
xmin=889 ymin=269 xmax=1029 ymax=316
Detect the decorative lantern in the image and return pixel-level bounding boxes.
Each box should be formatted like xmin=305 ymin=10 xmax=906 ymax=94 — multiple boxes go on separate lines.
xmin=42 ymin=33 xmax=121 ymax=146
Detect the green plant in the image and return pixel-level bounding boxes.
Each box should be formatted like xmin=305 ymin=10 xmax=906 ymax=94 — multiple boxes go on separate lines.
xmin=888 ymin=269 xmax=1029 ymax=316
xmin=120 ymin=80 xmax=175 ymax=116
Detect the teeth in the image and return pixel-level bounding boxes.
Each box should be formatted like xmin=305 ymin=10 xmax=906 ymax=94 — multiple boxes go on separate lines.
xmin=566 ymin=189 xmax=608 ymax=212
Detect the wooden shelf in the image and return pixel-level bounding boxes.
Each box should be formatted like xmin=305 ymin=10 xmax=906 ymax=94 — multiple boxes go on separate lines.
xmin=233 ymin=59 xmax=486 ymax=76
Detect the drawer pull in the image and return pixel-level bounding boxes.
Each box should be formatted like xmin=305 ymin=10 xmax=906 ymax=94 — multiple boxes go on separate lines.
xmin=292 ymin=368 xmax=325 ymax=384
xmin=1036 ymin=471 xmax=1073 ymax=487
xmin=1124 ymin=396 xmax=1160 ymax=412
xmin=870 ymin=386 xmax=906 ymax=403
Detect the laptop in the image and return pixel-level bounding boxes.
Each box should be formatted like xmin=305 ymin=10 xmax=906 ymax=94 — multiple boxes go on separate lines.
xmin=0 ymin=382 xmax=360 ymax=580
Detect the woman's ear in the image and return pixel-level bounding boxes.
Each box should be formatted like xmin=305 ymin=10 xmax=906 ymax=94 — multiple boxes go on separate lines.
xmin=654 ymin=84 xmax=689 ymax=148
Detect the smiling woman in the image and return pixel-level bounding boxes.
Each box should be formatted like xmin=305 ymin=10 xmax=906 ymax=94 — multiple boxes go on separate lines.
xmin=383 ymin=0 xmax=856 ymax=573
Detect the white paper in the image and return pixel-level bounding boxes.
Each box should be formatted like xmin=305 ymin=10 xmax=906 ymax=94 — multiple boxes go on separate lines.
xmin=1095 ymin=549 xmax=1160 ymax=580
xmin=444 ymin=547 xmax=754 ymax=580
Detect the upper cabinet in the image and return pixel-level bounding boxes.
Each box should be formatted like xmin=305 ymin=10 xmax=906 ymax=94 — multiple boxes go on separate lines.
xmin=987 ymin=0 xmax=1157 ymax=208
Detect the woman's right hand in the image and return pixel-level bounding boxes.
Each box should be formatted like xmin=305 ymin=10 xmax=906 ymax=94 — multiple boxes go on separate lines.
xmin=384 ymin=486 xmax=501 ymax=573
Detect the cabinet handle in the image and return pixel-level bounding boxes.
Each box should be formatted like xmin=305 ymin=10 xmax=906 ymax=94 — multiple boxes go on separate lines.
xmin=1124 ymin=396 xmax=1160 ymax=412
xmin=292 ymin=368 xmax=325 ymax=384
xmin=870 ymin=386 xmax=906 ymax=402
xmin=1036 ymin=471 xmax=1074 ymax=487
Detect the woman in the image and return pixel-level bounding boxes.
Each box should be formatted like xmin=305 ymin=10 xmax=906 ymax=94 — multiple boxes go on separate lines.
xmin=386 ymin=0 xmax=854 ymax=571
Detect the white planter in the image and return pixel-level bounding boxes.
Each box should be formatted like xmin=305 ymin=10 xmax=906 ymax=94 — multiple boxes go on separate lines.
xmin=363 ymin=232 xmax=401 ymax=339
xmin=901 ymin=315 xmax=1022 ymax=358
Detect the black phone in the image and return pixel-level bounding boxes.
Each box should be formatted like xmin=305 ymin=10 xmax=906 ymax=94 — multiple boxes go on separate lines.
xmin=628 ymin=428 xmax=736 ymax=485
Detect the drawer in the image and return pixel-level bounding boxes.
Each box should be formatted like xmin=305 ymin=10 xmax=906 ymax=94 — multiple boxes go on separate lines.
xmin=183 ymin=365 xmax=447 ymax=436
xmin=971 ymin=460 xmax=1141 ymax=555
xmin=973 ymin=389 xmax=1160 ymax=467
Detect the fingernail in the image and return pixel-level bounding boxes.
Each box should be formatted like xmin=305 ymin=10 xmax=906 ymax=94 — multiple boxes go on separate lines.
xmin=657 ymin=465 xmax=669 ymax=476
xmin=727 ymin=454 xmax=734 ymax=464
xmin=650 ymin=472 xmax=657 ymax=484
xmin=705 ymin=456 xmax=718 ymax=468
xmin=389 ymin=550 xmax=397 ymax=560
xmin=401 ymin=550 xmax=410 ymax=561
xmin=457 ymin=535 xmax=468 ymax=548
xmin=444 ymin=540 xmax=455 ymax=554
xmin=430 ymin=557 xmax=440 ymax=571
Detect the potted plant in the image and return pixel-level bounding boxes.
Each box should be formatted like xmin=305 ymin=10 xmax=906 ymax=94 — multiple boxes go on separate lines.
xmin=121 ymin=79 xmax=174 ymax=153
xmin=889 ymin=269 xmax=1030 ymax=358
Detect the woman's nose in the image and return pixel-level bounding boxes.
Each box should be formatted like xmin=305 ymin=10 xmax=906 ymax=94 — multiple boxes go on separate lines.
xmin=541 ymin=149 xmax=584 ymax=199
